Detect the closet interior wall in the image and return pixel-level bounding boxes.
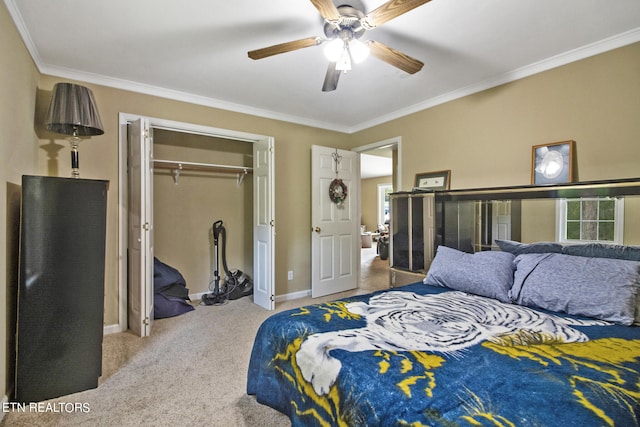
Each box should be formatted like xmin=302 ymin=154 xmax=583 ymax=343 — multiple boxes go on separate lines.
xmin=152 ymin=129 xmax=253 ymax=297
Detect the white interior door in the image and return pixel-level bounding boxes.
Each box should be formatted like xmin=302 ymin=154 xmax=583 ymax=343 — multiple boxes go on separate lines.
xmin=127 ymin=118 xmax=154 ymax=337
xmin=311 ymin=145 xmax=360 ymax=298
xmin=253 ymin=137 xmax=275 ymax=310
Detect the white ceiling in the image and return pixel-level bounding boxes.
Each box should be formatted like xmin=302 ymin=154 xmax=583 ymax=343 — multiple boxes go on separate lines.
xmin=6 ymin=0 xmax=640 ymax=133
xmin=361 ymin=153 xmax=392 ymax=179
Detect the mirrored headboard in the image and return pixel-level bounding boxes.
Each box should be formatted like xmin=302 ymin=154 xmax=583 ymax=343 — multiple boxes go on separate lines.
xmin=434 ymin=178 xmax=640 ymax=253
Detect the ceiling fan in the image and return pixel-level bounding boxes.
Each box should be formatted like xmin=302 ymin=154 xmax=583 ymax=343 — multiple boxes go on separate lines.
xmin=248 ymin=0 xmax=431 ymax=92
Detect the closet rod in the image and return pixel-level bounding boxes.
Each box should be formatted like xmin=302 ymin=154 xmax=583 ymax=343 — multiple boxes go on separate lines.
xmin=154 ymin=159 xmax=252 ymax=172
xmin=153 ymin=159 xmax=252 ymax=185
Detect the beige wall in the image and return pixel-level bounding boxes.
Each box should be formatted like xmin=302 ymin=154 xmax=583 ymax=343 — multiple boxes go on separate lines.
xmin=3 ymin=0 xmax=640 ymax=405
xmin=349 ymin=43 xmax=640 ymax=190
xmin=1 ymin=0 xmax=40 ymax=407
xmin=624 ymin=197 xmax=640 ymax=244
xmin=349 ymin=43 xmax=640 ymax=249
xmin=34 ymin=75 xmax=353 ymax=326
xmin=361 ymin=176 xmax=392 ymax=232
xmin=521 ymin=199 xmax=557 ymax=242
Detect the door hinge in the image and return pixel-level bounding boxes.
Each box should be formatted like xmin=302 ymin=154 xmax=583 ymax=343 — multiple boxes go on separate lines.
xmin=270 ymin=295 xmax=275 ymax=302
xmin=143 ymin=317 xmax=150 ymax=326
xmin=270 ymin=220 xmax=275 ymax=227
xmin=143 ymin=222 xmax=150 ymax=231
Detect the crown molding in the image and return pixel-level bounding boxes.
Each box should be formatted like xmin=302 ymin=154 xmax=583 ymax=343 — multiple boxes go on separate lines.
xmin=349 ymin=27 xmax=640 ymax=133
xmin=38 ymin=63 xmax=353 ymax=133
xmin=6 ymin=0 xmax=639 ymax=135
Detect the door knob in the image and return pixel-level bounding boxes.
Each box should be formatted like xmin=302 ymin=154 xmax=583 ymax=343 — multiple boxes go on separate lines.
xmin=313 ymin=227 xmax=321 ymax=233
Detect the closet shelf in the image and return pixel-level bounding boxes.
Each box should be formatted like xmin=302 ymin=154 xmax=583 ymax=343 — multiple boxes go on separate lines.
xmin=153 ymin=159 xmax=252 ymax=185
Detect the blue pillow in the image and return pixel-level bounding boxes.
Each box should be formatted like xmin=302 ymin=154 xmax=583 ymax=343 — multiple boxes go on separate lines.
xmin=495 ymin=239 xmax=563 ymax=255
xmin=424 ymin=246 xmax=516 ymax=303
xmin=510 ymin=253 xmax=640 ymax=325
xmin=558 ymin=243 xmax=640 ymax=325
xmin=562 ymin=242 xmax=640 ymax=261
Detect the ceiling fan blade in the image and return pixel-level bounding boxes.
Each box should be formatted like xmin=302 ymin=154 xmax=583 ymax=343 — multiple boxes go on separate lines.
xmin=309 ymin=0 xmax=341 ymax=22
xmin=322 ymin=62 xmax=341 ymax=92
xmin=248 ymin=37 xmax=321 ymax=60
xmin=368 ymin=40 xmax=424 ymax=74
xmin=362 ymin=0 xmax=432 ymax=29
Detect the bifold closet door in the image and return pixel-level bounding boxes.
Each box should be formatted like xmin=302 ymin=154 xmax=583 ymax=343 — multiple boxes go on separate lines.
xmin=15 ymin=175 xmax=108 ymax=403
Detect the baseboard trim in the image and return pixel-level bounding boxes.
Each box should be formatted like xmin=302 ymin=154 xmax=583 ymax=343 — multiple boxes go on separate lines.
xmin=190 ymin=289 xmax=312 ymax=306
xmin=103 ymin=324 xmax=123 ymax=335
xmin=1 ymin=394 xmax=8 ymax=422
xmin=103 ymin=289 xmax=312 ymax=337
xmin=189 ymin=291 xmax=208 ymax=301
xmin=194 ymin=289 xmax=311 ymax=303
xmin=275 ymin=289 xmax=311 ymax=302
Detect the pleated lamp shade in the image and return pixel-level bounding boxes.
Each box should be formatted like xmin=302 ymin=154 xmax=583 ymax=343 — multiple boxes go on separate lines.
xmin=45 ymin=83 xmax=104 ymax=136
xmin=44 ymin=83 xmax=104 ymax=178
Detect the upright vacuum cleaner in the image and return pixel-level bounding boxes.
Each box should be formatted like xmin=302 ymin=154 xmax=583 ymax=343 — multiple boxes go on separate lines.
xmin=201 ymin=220 xmax=253 ymax=306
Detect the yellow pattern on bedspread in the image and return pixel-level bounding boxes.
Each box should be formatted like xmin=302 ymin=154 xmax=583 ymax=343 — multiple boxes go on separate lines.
xmin=247 ymin=286 xmax=640 ymax=426
xmin=483 ymin=337 xmax=640 ymax=427
xmin=373 ymin=350 xmax=445 ymax=398
xmin=273 ymin=337 xmax=350 ymax=427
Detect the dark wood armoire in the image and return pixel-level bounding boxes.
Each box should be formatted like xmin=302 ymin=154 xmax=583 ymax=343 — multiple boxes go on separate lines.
xmin=15 ymin=175 xmax=108 ymax=403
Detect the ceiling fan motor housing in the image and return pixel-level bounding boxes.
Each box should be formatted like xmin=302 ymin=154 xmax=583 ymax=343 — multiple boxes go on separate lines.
xmin=323 ymin=5 xmax=367 ymax=40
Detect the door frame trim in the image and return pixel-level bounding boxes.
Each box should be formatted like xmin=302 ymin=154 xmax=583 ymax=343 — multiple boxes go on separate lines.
xmin=116 ymin=113 xmax=274 ymax=333
xmin=351 ymin=136 xmax=402 ymax=190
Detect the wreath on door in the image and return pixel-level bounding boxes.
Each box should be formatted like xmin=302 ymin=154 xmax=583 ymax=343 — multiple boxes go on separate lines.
xmin=329 ymin=178 xmax=348 ymax=206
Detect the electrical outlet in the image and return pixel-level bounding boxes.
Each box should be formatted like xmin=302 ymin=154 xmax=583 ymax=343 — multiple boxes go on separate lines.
xmin=288 ymin=270 xmax=293 ymax=281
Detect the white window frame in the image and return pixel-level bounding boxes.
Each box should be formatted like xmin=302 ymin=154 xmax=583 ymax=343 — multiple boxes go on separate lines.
xmin=556 ymin=197 xmax=625 ymax=244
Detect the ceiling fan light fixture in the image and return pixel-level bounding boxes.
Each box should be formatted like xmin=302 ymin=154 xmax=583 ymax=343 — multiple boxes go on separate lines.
xmin=349 ymin=39 xmax=370 ymax=64
xmin=248 ymin=0 xmax=429 ymax=91
xmin=324 ymin=38 xmax=345 ymax=62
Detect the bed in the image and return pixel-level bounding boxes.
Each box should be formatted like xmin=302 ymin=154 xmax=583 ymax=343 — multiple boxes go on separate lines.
xmin=247 ymin=241 xmax=640 ymax=426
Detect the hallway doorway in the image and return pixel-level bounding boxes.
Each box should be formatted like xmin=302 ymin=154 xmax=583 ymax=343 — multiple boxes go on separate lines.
xmin=354 ymin=136 xmax=401 ymax=292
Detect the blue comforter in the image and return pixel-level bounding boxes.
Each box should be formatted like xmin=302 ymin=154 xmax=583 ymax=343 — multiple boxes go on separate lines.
xmin=247 ymin=284 xmax=640 ymax=426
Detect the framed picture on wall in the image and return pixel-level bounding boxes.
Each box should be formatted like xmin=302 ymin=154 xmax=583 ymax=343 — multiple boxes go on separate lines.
xmin=531 ymin=140 xmax=575 ymax=185
xmin=414 ymin=170 xmax=451 ymax=190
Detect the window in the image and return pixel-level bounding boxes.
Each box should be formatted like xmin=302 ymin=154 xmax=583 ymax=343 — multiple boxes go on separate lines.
xmin=557 ymin=197 xmax=624 ymax=244
xmin=378 ymin=184 xmax=393 ymax=226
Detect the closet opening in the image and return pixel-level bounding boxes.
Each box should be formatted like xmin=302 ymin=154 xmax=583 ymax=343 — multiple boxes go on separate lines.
xmin=117 ymin=114 xmax=275 ymax=337
xmin=152 ymin=129 xmax=254 ymax=303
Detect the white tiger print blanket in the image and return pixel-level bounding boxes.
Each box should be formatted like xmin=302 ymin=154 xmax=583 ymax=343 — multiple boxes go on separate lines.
xmin=295 ymin=290 xmax=608 ymax=396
